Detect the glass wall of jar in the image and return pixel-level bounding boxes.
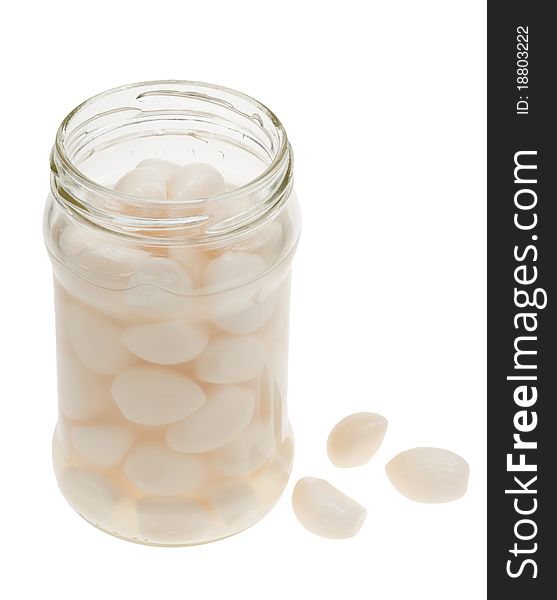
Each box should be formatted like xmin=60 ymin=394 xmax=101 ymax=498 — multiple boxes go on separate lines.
xmin=44 ymin=81 xmax=301 ymax=546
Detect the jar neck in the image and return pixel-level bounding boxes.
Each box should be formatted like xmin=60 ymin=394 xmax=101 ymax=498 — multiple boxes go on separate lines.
xmin=50 ymin=81 xmax=293 ymax=245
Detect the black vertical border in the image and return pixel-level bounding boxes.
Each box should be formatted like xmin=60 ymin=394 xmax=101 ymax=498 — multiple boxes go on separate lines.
xmin=488 ymin=2 xmax=556 ymax=597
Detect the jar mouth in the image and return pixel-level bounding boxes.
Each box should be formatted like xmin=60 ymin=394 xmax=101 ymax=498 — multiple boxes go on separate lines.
xmin=50 ymin=80 xmax=293 ymax=241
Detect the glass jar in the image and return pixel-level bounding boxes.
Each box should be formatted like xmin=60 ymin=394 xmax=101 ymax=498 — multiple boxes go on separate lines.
xmin=43 ymin=81 xmax=300 ymax=546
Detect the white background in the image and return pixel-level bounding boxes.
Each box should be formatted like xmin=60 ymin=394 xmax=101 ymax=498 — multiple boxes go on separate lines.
xmin=1 ymin=1 xmax=486 ymax=598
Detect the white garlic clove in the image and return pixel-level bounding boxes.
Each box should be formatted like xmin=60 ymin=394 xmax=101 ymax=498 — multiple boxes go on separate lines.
xmin=166 ymin=385 xmax=255 ymax=453
xmin=237 ymin=220 xmax=284 ymax=260
xmin=206 ymin=180 xmax=259 ymax=225
xmin=52 ymin=425 xmax=71 ymax=476
xmin=272 ymin=381 xmax=285 ymax=446
xmin=70 ymin=425 xmax=134 ymax=467
xmin=291 ymin=477 xmax=367 ymax=539
xmin=259 ymin=366 xmax=273 ymax=422
xmin=212 ymin=290 xmax=279 ymax=334
xmin=209 ymin=421 xmax=275 ymax=476
xmin=72 ymin=244 xmax=148 ymax=287
xmin=57 ymin=350 xmax=114 ymax=420
xmin=124 ymin=443 xmax=207 ymax=496
xmin=201 ymin=252 xmax=270 ymax=322
xmin=58 ymin=223 xmax=149 ymax=292
xmin=111 ymin=366 xmax=206 ymax=425
xmin=208 ymin=481 xmax=259 ymax=528
xmin=136 ymin=496 xmax=213 ymax=544
xmin=265 ymin=339 xmax=289 ymax=404
xmin=128 ymin=256 xmax=194 ymax=292
xmin=114 ymin=166 xmax=167 ymax=199
xmin=194 ymin=334 xmax=265 ymax=384
xmin=58 ymin=467 xmax=120 ymax=526
xmin=125 ymin=257 xmax=193 ymax=314
xmin=167 ymin=163 xmax=226 ymax=200
xmin=259 ymin=281 xmax=290 ymax=343
xmin=66 ymin=304 xmax=133 ymax=375
xmin=109 ymin=500 xmax=140 ymax=540
xmin=251 ymin=435 xmax=293 ymax=505
xmin=53 ymin=264 xmax=132 ymax=322
xmin=122 ymin=320 xmax=209 ymax=365
xmin=58 ymin=223 xmax=96 ymax=258
xmin=136 ymin=158 xmax=180 ymax=181
xmin=166 ymin=246 xmax=210 ymax=286
xmin=202 ymin=251 xmax=266 ymax=292
xmin=327 ymin=412 xmax=388 ymax=468
xmin=385 ymin=447 xmax=470 ymax=503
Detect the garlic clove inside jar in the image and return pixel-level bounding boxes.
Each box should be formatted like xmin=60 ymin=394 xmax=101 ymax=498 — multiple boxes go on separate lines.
xmin=46 ymin=81 xmax=299 ymax=546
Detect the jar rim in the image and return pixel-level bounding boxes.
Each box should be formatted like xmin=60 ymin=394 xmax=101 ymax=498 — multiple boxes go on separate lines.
xmin=50 ymin=80 xmax=294 ymax=242
xmin=54 ymin=79 xmax=290 ymax=205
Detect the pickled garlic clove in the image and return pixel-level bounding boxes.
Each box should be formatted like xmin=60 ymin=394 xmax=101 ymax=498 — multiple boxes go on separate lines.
xmin=57 ymin=350 xmax=114 ymax=420
xmin=114 ymin=166 xmax=167 ymax=199
xmin=124 ymin=443 xmax=207 ymax=496
xmin=166 ymin=246 xmax=210 ymax=286
xmin=58 ymin=468 xmax=121 ymax=526
xmin=58 ymin=223 xmax=96 ymax=258
xmin=385 ymin=447 xmax=470 ymax=503
xmin=236 ymin=220 xmax=284 ymax=260
xmin=125 ymin=257 xmax=194 ymax=314
xmin=167 ymin=163 xmax=226 ymax=200
xmin=52 ymin=426 xmax=71 ymax=476
xmin=202 ymin=251 xmax=266 ymax=291
xmin=136 ymin=497 xmax=213 ymax=544
xmin=72 ymin=244 xmax=148 ymax=285
xmin=194 ymin=334 xmax=265 ymax=384
xmin=53 ymin=264 xmax=134 ymax=322
xmin=128 ymin=256 xmax=193 ymax=293
xmin=212 ymin=290 xmax=279 ymax=334
xmin=251 ymin=435 xmax=293 ymax=504
xmin=166 ymin=385 xmax=255 ymax=453
xmin=66 ymin=304 xmax=133 ymax=375
xmin=109 ymin=500 xmax=141 ymax=540
xmin=327 ymin=412 xmax=388 ymax=468
xmin=291 ymin=477 xmax=367 ymax=539
xmin=136 ymin=158 xmax=180 ymax=181
xmin=111 ymin=366 xmax=206 ymax=426
xmin=209 ymin=421 xmax=275 ymax=476
xmin=122 ymin=320 xmax=209 ymax=365
xmin=70 ymin=425 xmax=134 ymax=467
xmin=207 ymin=481 xmax=259 ymax=528
xmin=208 ymin=181 xmax=257 ymax=225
